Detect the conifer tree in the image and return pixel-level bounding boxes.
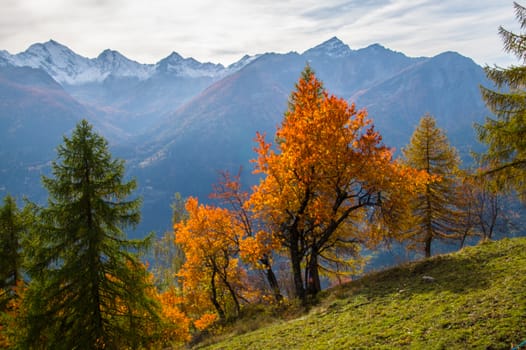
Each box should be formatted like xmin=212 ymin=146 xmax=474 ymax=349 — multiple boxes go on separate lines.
xmin=0 ymin=195 xmax=35 ymax=347
xmin=402 ymin=114 xmax=462 ymax=257
xmin=19 ymin=120 xmax=159 ymax=349
xmin=477 ymin=2 xmax=526 ymax=201
xmin=0 ymin=195 xmax=23 ymax=298
xmin=0 ymin=195 xmax=25 ymax=345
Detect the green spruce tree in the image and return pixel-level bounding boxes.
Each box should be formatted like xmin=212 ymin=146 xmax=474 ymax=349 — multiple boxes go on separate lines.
xmin=0 ymin=195 xmax=23 ymax=297
xmin=0 ymin=195 xmax=35 ymax=347
xmin=477 ymin=2 xmax=526 ymax=201
xmin=19 ymin=120 xmax=159 ymax=349
xmin=402 ymin=114 xmax=463 ymax=257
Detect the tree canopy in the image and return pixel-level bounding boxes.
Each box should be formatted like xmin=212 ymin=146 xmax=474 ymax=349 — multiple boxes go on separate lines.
xmin=248 ymin=67 xmax=426 ymax=302
xmin=477 ymin=2 xmax=526 ymax=201
xmin=402 ymin=114 xmax=463 ymax=257
xmin=18 ymin=120 xmax=160 ymax=349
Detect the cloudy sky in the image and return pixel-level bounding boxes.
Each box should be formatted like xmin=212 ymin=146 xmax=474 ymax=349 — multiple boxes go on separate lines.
xmin=0 ymin=0 xmax=521 ymax=66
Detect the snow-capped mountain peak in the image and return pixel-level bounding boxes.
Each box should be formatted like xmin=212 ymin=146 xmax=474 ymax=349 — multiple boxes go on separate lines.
xmin=303 ymin=36 xmax=352 ymax=58
xmin=155 ymin=52 xmax=225 ymax=78
xmin=13 ymin=40 xmax=97 ymax=85
xmin=0 ymin=40 xmax=156 ymax=84
xmin=97 ymin=49 xmax=124 ymax=62
xmin=164 ymin=51 xmax=184 ymax=62
xmin=24 ymin=40 xmax=90 ymax=70
xmin=0 ymin=38 xmax=358 ymax=85
xmin=26 ymin=39 xmax=72 ymax=55
xmin=96 ymin=49 xmax=153 ymax=80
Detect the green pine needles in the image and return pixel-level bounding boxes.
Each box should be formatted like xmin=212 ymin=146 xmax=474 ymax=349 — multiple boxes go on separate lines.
xmin=477 ymin=2 xmax=526 ymax=201
xmin=18 ymin=120 xmax=160 ymax=349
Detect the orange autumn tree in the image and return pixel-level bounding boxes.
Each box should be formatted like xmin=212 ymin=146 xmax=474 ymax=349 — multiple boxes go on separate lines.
xmin=174 ymin=197 xmax=252 ymax=324
xmin=249 ymin=67 xmax=426 ymax=302
xmin=212 ymin=170 xmax=282 ymax=302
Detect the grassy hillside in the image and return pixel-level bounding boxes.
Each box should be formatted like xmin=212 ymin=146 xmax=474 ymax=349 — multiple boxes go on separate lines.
xmin=197 ymin=238 xmax=526 ymax=349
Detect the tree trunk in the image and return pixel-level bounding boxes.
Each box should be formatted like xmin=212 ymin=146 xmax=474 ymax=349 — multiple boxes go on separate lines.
xmin=289 ymin=238 xmax=305 ymax=303
xmin=460 ymin=230 xmax=468 ymax=249
xmin=219 ymin=257 xmax=241 ymax=316
xmin=261 ymin=255 xmax=283 ymax=302
xmin=305 ymin=251 xmax=321 ymax=296
xmin=424 ymin=235 xmax=432 ymax=258
xmin=424 ymin=181 xmax=433 ymax=258
xmin=210 ymin=268 xmax=225 ymax=320
xmin=223 ymin=279 xmax=241 ymax=316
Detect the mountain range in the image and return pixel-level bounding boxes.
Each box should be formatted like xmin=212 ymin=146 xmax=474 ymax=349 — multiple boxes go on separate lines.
xmin=0 ymin=37 xmax=491 ymax=236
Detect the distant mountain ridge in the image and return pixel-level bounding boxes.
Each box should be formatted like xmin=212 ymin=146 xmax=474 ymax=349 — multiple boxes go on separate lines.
xmin=0 ymin=39 xmax=257 ymax=85
xmin=0 ymin=37 xmax=491 ymax=235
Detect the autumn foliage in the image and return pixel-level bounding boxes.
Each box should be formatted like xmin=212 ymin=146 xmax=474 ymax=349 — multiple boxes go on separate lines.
xmin=212 ymin=171 xmax=282 ymax=301
xmin=167 ymin=67 xmax=429 ymax=330
xmin=248 ymin=67 xmax=427 ymax=300
xmin=174 ymin=197 xmax=253 ymax=324
xmin=0 ymin=68 xmax=453 ymax=348
xmin=401 ymin=114 xmax=463 ymax=257
xmin=156 ymin=287 xmax=191 ymax=343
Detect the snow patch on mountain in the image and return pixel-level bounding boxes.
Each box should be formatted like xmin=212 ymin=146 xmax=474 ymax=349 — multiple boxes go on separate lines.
xmin=155 ymin=52 xmax=226 ymax=78
xmin=96 ymin=49 xmax=154 ymax=80
xmin=7 ymin=40 xmax=102 ymax=84
xmin=227 ymin=54 xmax=262 ymax=72
xmin=0 ymin=50 xmax=11 ymax=66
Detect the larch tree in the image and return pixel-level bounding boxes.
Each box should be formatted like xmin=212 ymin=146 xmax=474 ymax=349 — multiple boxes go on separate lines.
xmin=248 ymin=67 xmax=426 ymax=302
xmin=18 ymin=120 xmax=160 ymax=349
xmin=477 ymin=1 xmax=526 ymax=201
xmin=402 ymin=114 xmax=463 ymax=257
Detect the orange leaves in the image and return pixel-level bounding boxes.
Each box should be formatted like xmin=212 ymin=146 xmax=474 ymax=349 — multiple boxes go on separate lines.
xmin=252 ymin=132 xmax=273 ymax=174
xmin=162 ymin=67 xmax=432 ymax=321
xmin=175 ymin=197 xmax=242 ymax=261
xmin=0 ymin=282 xmax=25 ymax=348
xmin=251 ymin=68 xmax=394 ymax=233
xmin=238 ymin=230 xmax=280 ymax=267
xmin=157 ymin=288 xmax=191 ymax=342
xmin=193 ymin=313 xmax=218 ymax=331
xmin=174 ymin=196 xmax=256 ymax=323
xmin=248 ymin=67 xmax=429 ymax=298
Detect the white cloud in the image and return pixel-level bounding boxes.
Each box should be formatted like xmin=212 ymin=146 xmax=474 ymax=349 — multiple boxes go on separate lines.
xmin=0 ymin=0 xmax=521 ymax=66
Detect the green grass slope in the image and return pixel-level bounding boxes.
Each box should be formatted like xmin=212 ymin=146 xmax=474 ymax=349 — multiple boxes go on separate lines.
xmin=200 ymin=238 xmax=526 ymax=349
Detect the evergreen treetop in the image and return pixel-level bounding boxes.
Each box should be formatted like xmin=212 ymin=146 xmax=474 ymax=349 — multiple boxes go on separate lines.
xmin=477 ymin=2 xmax=526 ymax=201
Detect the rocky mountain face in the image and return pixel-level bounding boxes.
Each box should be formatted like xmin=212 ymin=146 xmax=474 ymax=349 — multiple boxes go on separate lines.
xmin=0 ymin=37 xmax=491 ymax=236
